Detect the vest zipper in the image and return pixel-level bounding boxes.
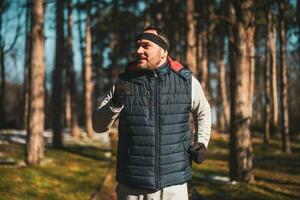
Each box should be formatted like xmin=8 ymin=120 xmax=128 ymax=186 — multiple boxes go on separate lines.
xmin=154 ymin=72 xmax=160 ymax=189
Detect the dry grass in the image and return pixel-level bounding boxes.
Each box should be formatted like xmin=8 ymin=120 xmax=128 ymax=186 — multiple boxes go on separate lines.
xmin=1 ymin=130 xmax=299 ymax=200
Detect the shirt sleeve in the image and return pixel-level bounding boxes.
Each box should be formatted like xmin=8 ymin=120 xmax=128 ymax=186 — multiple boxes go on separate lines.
xmin=92 ymin=85 xmax=123 ymax=133
xmin=191 ymin=76 xmax=211 ymax=148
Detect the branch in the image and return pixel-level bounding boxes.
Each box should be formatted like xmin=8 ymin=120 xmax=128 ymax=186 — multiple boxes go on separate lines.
xmin=4 ymin=6 xmax=23 ymax=54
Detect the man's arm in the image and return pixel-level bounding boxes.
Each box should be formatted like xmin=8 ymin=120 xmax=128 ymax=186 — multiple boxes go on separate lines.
xmin=191 ymin=76 xmax=211 ymax=148
xmin=92 ymin=86 xmax=123 ymax=133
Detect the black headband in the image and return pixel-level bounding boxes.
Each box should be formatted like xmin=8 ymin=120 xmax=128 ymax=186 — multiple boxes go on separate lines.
xmin=136 ymin=33 xmax=169 ymax=51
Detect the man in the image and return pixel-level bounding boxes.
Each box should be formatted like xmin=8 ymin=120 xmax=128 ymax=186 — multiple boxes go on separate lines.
xmin=93 ymin=26 xmax=211 ymax=200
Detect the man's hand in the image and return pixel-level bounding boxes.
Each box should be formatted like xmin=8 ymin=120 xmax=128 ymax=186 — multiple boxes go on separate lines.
xmin=112 ymin=81 xmax=133 ymax=107
xmin=187 ymin=143 xmax=207 ymax=164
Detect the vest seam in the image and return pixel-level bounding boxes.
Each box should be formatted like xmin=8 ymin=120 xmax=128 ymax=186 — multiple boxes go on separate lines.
xmin=160 ymin=159 xmax=186 ymax=166
xmin=160 ymin=130 xmax=189 ymax=135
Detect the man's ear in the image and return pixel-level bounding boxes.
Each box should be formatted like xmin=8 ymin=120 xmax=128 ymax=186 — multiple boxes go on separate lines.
xmin=161 ymin=49 xmax=168 ymax=58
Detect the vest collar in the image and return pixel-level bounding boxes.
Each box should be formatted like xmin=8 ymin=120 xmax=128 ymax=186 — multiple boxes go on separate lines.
xmin=153 ymin=61 xmax=169 ymax=77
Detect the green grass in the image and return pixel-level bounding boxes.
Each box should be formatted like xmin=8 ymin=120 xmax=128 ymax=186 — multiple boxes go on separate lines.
xmin=192 ymin=132 xmax=300 ymax=200
xmin=1 ymin=132 xmax=300 ymax=200
xmin=0 ymin=142 xmax=111 ymax=200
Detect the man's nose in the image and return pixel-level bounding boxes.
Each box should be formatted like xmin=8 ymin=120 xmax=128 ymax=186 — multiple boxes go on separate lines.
xmin=136 ymin=46 xmax=144 ymax=55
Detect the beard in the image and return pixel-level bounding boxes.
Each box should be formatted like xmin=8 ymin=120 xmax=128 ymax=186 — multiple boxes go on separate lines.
xmin=137 ymin=59 xmax=153 ymax=70
xmin=136 ymin=54 xmax=161 ymax=70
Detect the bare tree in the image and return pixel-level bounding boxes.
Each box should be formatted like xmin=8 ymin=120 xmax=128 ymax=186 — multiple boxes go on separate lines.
xmin=84 ymin=1 xmax=94 ymax=138
xmin=51 ymin=0 xmax=64 ymax=148
xmin=270 ymin=8 xmax=278 ymax=136
xmin=264 ymin=7 xmax=273 ymax=144
xmin=24 ymin=0 xmax=32 ymax=131
xmin=197 ymin=2 xmax=209 ymax=96
xmin=66 ymin=0 xmax=80 ymax=138
xmin=186 ymin=0 xmax=197 ymax=76
xmin=0 ymin=1 xmax=22 ymax=128
xmin=217 ymin=0 xmax=230 ymax=131
xmin=156 ymin=0 xmax=164 ymax=27
xmin=75 ymin=0 xmax=85 ymax=75
xmin=228 ymin=0 xmax=255 ymax=182
xmin=278 ymin=0 xmax=291 ymax=155
xmin=26 ymin=0 xmax=45 ymax=165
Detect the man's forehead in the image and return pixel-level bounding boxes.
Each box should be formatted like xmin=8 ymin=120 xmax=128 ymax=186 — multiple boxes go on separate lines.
xmin=136 ymin=39 xmax=156 ymax=46
xmin=144 ymin=30 xmax=158 ymax=35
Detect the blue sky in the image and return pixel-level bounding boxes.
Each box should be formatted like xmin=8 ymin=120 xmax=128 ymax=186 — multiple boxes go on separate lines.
xmin=1 ymin=0 xmax=84 ymax=90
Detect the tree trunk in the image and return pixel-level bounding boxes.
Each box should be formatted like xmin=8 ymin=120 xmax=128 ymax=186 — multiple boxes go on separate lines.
xmin=144 ymin=1 xmax=151 ymax=26
xmin=76 ymin=0 xmax=85 ymax=85
xmin=186 ymin=0 xmax=197 ymax=76
xmin=109 ymin=0 xmax=119 ymax=69
xmin=270 ymin=11 xmax=278 ymax=136
xmin=0 ymin=46 xmax=5 ymax=129
xmin=278 ymin=0 xmax=291 ymax=155
xmin=198 ymin=31 xmax=208 ymax=91
xmin=156 ymin=0 xmax=164 ymax=27
xmin=84 ymin=1 xmax=94 ymax=138
xmin=24 ymin=0 xmax=32 ymax=131
xmin=65 ymin=91 xmax=71 ymax=127
xmin=197 ymin=2 xmax=209 ymax=96
xmin=264 ymin=8 xmax=273 ymax=144
xmin=66 ymin=0 xmax=80 ymax=139
xmin=217 ymin=1 xmax=229 ymax=131
xmin=228 ymin=0 xmax=255 ymax=182
xmin=51 ymin=0 xmax=64 ymax=148
xmin=26 ymin=0 xmax=45 ymax=166
xmin=206 ymin=2 xmax=216 ymax=103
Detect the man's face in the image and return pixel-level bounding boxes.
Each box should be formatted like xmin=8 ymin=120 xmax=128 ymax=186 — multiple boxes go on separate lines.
xmin=136 ymin=30 xmax=166 ymax=70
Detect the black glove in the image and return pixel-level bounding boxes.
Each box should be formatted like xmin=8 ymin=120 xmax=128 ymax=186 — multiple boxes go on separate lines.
xmin=112 ymin=81 xmax=133 ymax=107
xmin=187 ymin=143 xmax=207 ymax=164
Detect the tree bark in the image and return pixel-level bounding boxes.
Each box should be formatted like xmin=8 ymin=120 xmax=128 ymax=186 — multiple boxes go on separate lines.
xmin=156 ymin=0 xmax=164 ymax=27
xmin=198 ymin=31 xmax=208 ymax=92
xmin=217 ymin=0 xmax=229 ymax=131
xmin=51 ymin=0 xmax=64 ymax=148
xmin=24 ymin=0 xmax=32 ymax=131
xmin=197 ymin=2 xmax=209 ymax=96
xmin=66 ymin=0 xmax=80 ymax=139
xmin=26 ymin=0 xmax=45 ymax=166
xmin=84 ymin=1 xmax=94 ymax=138
xmin=0 ymin=46 xmax=5 ymax=129
xmin=278 ymin=0 xmax=291 ymax=155
xmin=264 ymin=8 xmax=273 ymax=144
xmin=270 ymin=11 xmax=278 ymax=136
xmin=186 ymin=0 xmax=197 ymax=76
xmin=228 ymin=0 xmax=255 ymax=182
xmin=76 ymin=0 xmax=85 ymax=82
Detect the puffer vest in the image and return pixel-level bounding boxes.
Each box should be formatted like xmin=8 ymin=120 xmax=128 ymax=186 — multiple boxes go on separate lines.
xmin=116 ymin=58 xmax=192 ymax=190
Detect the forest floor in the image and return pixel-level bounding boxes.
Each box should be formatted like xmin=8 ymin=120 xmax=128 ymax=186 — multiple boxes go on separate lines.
xmin=191 ymin=131 xmax=300 ymax=200
xmin=0 ymin=129 xmax=299 ymax=200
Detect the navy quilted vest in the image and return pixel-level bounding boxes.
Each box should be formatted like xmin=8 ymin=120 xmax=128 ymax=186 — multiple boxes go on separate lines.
xmin=116 ymin=61 xmax=192 ymax=190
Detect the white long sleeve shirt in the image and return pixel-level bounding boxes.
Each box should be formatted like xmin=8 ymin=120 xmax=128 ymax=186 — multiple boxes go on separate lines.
xmin=93 ymin=76 xmax=211 ymax=148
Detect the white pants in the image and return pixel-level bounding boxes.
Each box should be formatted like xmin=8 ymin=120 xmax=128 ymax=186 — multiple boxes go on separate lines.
xmin=116 ymin=182 xmax=188 ymax=200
